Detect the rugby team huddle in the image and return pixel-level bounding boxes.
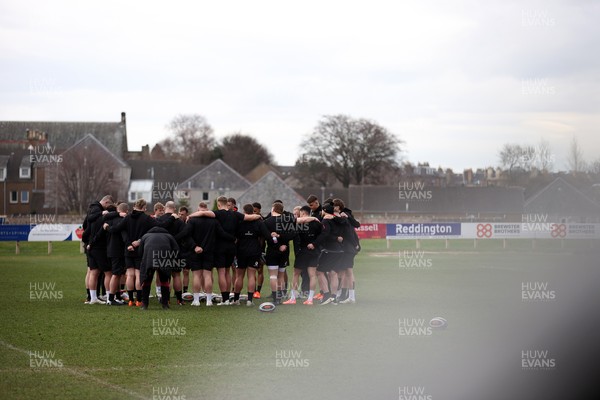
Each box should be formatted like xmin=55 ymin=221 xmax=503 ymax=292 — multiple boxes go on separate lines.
xmin=82 ymin=194 xmax=360 ymax=309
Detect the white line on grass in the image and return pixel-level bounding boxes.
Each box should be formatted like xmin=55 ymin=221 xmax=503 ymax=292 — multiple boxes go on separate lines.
xmin=0 ymin=339 xmax=148 ymax=400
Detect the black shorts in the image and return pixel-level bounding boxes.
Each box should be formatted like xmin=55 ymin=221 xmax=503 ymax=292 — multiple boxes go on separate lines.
xmin=265 ymin=250 xmax=289 ymax=269
xmin=214 ymin=250 xmax=236 ymax=268
xmin=337 ymin=252 xmax=356 ymax=269
xmin=110 ymin=257 xmax=126 ymax=275
xmin=316 ymin=250 xmax=342 ymax=272
xmin=89 ymin=248 xmax=110 ymax=272
xmin=294 ymin=252 xmax=319 ymax=270
xmin=125 ymin=256 xmax=141 ymax=270
xmin=189 ymin=253 xmax=214 ymax=271
xmin=237 ymin=254 xmax=260 ymax=269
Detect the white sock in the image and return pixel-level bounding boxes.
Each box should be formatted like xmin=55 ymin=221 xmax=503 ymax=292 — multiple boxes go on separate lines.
xmin=156 ymin=286 xmax=162 ymax=295
xmin=193 ymin=293 xmax=200 ymax=302
xmin=349 ymin=289 xmax=355 ymax=300
xmin=308 ymin=290 xmax=314 ymax=301
xmin=336 ymin=289 xmax=342 ymax=297
xmin=90 ymin=289 xmax=97 ymax=301
xmin=290 ymin=290 xmax=296 ymax=300
xmin=206 ymin=293 xmax=213 ymax=303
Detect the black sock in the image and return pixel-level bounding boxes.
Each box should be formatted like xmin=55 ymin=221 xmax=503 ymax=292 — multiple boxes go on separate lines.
xmin=86 ymin=289 xmax=91 ymax=301
xmin=108 ymin=293 xmax=115 ymax=302
xmin=137 ymin=290 xmax=143 ymax=302
xmin=175 ymin=290 xmax=182 ymax=302
xmin=115 ymin=291 xmax=122 ymax=301
xmin=162 ymin=287 xmax=170 ymax=305
xmin=257 ymin=285 xmax=262 ymax=292
xmin=341 ymin=288 xmax=348 ymax=300
xmin=234 ymin=292 xmax=240 ymax=301
xmin=127 ymin=290 xmax=134 ymax=302
xmin=248 ymin=292 xmax=254 ymax=302
xmin=323 ymin=292 xmax=330 ymax=301
xmin=272 ymin=291 xmax=277 ymax=300
xmin=120 ymin=284 xmax=125 ymax=291
xmin=183 ymin=285 xmax=188 ymax=293
xmin=221 ymin=292 xmax=230 ymax=302
xmin=142 ymin=286 xmax=151 ymax=305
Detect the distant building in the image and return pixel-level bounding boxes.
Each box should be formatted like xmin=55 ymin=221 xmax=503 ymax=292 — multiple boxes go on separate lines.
xmin=177 ymin=159 xmax=251 ymax=208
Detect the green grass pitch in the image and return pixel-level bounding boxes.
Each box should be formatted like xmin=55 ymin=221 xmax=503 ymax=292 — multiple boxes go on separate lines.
xmin=1 ymin=240 xmax=598 ymax=399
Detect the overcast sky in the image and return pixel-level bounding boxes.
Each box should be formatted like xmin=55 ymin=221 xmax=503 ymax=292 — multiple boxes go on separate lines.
xmin=1 ymin=0 xmax=598 ymax=171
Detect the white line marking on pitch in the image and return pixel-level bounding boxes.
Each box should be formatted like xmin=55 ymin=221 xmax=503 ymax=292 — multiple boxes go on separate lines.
xmin=0 ymin=339 xmax=148 ymax=399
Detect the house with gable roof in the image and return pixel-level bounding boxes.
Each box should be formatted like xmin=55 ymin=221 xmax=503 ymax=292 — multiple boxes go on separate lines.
xmin=238 ymin=171 xmax=306 ymax=212
xmin=177 ymin=159 xmax=251 ymax=209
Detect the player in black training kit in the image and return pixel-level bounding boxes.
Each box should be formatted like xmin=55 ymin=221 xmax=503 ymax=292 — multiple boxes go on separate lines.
xmin=108 ymin=198 xmax=155 ymax=307
xmin=138 ymin=226 xmax=180 ymax=310
xmin=103 ymin=202 xmax=129 ymax=305
xmin=234 ymin=204 xmax=275 ymax=306
xmin=188 ymin=196 xmax=261 ymax=305
xmin=333 ymin=198 xmax=360 ymax=304
xmin=262 ymin=202 xmax=298 ymax=304
xmin=179 ymin=202 xmax=235 ymax=307
xmin=87 ymin=199 xmax=115 ymax=305
xmin=284 ymin=205 xmax=322 ymax=305
xmin=314 ymin=203 xmax=345 ymax=305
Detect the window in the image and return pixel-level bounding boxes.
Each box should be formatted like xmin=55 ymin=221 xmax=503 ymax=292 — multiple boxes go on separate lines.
xmin=130 ymin=192 xmax=137 ymax=202
xmin=202 ymin=192 xmax=209 ymax=201
xmin=0 ymin=168 xmax=6 ymax=181
xmin=21 ymin=191 xmax=29 ymax=203
xmin=10 ymin=191 xmax=18 ymax=203
xmin=20 ymin=167 xmax=31 ymax=179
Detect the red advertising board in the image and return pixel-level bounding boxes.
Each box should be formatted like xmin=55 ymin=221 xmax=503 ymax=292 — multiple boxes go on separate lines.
xmin=355 ymin=223 xmax=386 ymax=239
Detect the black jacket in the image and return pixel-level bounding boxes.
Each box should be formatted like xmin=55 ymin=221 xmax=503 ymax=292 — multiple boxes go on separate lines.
xmin=236 ymin=219 xmax=273 ymax=257
xmin=139 ymin=226 xmax=180 ymax=282
xmin=314 ymin=218 xmax=343 ymax=252
xmin=178 ymin=216 xmax=235 ymax=255
xmin=263 ymin=214 xmax=297 ymax=254
xmin=109 ymin=210 xmax=156 ymax=258
xmin=293 ymin=219 xmax=323 ymax=256
xmin=104 ymin=211 xmax=125 ymax=258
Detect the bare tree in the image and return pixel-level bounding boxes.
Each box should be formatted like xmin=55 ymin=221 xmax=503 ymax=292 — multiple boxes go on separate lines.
xmin=567 ymin=136 xmax=587 ymax=173
xmin=293 ymin=156 xmax=334 ymax=188
xmin=589 ymin=158 xmax=600 ymax=175
xmin=298 ymin=115 xmax=402 ymax=188
xmin=213 ymin=132 xmax=273 ymax=174
xmin=158 ymin=114 xmax=215 ymax=164
xmin=499 ymin=143 xmax=524 ymax=175
xmin=56 ymin=148 xmax=123 ymax=213
xmin=535 ymin=139 xmax=554 ymax=172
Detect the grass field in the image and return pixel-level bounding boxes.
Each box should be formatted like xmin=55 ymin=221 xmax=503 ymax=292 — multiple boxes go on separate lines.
xmin=1 ymin=240 xmax=598 ymax=400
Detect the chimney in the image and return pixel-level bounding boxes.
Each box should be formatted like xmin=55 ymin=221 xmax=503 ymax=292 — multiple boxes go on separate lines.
xmin=141 ymin=144 xmax=150 ymax=159
xmin=121 ymin=112 xmax=126 ymax=124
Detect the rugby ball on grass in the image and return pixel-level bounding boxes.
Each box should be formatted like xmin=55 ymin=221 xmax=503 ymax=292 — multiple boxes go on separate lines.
xmin=258 ymin=302 xmax=276 ymax=312
xmin=429 ymin=317 xmax=448 ymax=329
xmin=182 ymin=292 xmax=194 ymax=302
